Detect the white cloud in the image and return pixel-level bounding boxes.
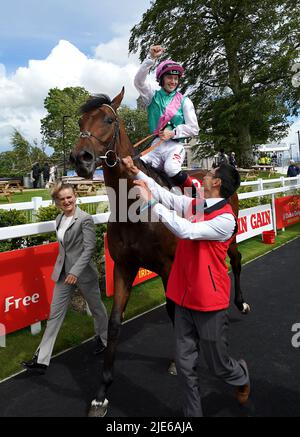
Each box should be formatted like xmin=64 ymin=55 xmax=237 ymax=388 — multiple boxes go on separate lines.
xmin=0 ymin=37 xmax=156 ymax=153
xmin=282 ymin=119 xmax=300 ymax=148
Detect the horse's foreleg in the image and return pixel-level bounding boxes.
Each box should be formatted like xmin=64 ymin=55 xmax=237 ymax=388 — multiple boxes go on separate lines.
xmin=161 ymin=267 xmax=177 ymax=375
xmin=88 ymin=263 xmax=138 ymax=417
xmin=228 ymin=241 xmax=250 ymax=314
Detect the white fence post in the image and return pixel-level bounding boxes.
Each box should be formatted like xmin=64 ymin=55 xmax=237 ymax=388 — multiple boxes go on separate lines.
xmin=30 ymin=322 xmax=42 ymax=335
xmin=0 ymin=323 xmax=6 ymax=348
xmin=32 ymin=197 xmax=43 ymax=222
xmin=271 ymin=193 xmax=277 ymax=236
xmin=280 ymin=176 xmax=285 ymax=188
xmin=258 ymin=178 xmax=264 ymax=192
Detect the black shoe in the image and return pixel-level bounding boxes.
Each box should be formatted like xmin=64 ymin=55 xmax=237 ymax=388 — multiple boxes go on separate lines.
xmin=21 ymin=357 xmax=48 ymax=374
xmin=94 ymin=336 xmax=106 ymax=355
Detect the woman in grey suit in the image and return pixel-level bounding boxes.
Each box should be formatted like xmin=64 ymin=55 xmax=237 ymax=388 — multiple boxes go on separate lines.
xmin=22 ymin=183 xmax=108 ymax=373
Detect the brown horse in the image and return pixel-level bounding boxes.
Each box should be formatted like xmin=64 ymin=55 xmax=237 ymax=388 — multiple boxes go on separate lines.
xmin=71 ymin=88 xmax=250 ymax=417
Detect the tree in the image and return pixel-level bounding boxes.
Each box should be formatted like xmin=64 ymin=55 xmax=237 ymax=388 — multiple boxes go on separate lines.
xmin=41 ymin=87 xmax=90 ymax=166
xmin=11 ymin=130 xmax=32 ymax=170
xmin=118 ymin=106 xmax=149 ymax=145
xmin=129 ymin=0 xmax=300 ymax=162
xmin=0 ymin=151 xmax=16 ymax=177
xmin=9 ymin=130 xmax=48 ymax=176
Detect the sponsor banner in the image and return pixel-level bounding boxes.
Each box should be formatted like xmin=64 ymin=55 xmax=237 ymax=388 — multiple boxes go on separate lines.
xmin=0 ymin=243 xmax=58 ymax=334
xmin=104 ymin=234 xmax=157 ymax=297
xmin=237 ymin=204 xmax=273 ymax=243
xmin=275 ymin=195 xmax=300 ymax=229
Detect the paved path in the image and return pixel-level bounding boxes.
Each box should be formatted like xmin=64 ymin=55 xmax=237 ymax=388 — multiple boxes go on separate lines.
xmin=1 ymin=238 xmax=300 ymax=417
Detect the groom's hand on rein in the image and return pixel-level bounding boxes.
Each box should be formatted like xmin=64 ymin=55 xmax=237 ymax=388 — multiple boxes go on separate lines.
xmin=133 ymin=180 xmax=152 ymax=202
xmin=122 ymin=156 xmax=139 ymax=176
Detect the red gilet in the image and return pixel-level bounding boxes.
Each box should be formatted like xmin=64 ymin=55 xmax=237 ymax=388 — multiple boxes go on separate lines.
xmin=166 ymin=200 xmax=237 ymax=312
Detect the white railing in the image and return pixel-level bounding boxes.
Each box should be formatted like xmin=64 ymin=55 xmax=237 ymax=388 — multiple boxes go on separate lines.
xmin=240 ymin=175 xmax=300 ymax=189
xmin=0 ymin=213 xmax=111 ymax=240
xmin=0 ymin=179 xmax=299 ymax=241
xmin=0 ymin=195 xmax=108 ymax=212
xmin=238 ymin=183 xmax=300 ymax=199
xmin=1 ymin=175 xmax=299 ymax=214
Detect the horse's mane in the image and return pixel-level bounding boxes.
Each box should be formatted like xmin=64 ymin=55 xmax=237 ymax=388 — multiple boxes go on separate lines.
xmin=80 ymin=94 xmax=112 ymax=114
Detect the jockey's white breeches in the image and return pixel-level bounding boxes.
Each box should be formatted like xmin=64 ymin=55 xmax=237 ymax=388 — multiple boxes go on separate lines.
xmin=140 ymin=138 xmax=186 ymax=177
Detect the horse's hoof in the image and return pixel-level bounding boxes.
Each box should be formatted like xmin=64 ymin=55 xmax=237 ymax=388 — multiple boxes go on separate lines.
xmin=168 ymin=361 xmax=177 ymax=376
xmin=241 ymin=302 xmax=251 ymax=314
xmin=88 ymin=398 xmax=109 ymax=417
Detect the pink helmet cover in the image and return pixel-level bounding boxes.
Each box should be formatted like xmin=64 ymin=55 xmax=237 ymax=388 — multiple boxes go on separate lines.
xmin=156 ymin=59 xmax=184 ymax=81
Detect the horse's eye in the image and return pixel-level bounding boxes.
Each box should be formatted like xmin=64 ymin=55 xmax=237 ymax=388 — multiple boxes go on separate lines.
xmin=105 ymin=116 xmax=114 ymax=124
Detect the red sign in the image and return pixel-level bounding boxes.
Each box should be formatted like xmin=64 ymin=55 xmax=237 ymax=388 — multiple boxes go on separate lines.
xmin=275 ymin=195 xmax=300 ymax=229
xmin=0 ymin=243 xmax=58 ymax=334
xmin=104 ymin=234 xmax=157 ymax=297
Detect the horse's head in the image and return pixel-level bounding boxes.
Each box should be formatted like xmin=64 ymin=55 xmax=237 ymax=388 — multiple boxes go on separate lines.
xmin=70 ymin=88 xmax=125 ymax=178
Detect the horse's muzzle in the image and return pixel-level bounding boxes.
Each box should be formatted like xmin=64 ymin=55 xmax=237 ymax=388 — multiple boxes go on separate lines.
xmin=70 ymin=150 xmax=96 ymax=178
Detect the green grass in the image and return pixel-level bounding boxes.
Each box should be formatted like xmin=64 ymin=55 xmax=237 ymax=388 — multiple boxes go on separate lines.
xmin=237 ymin=222 xmax=300 ymax=264
xmin=0 ymin=189 xmax=51 ymax=205
xmin=1 ymin=223 xmax=300 ymax=381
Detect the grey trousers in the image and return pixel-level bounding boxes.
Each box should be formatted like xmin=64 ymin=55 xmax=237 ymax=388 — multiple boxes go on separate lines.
xmin=174 ymin=305 xmax=249 ymax=417
xmin=36 ymin=274 xmax=108 ymax=366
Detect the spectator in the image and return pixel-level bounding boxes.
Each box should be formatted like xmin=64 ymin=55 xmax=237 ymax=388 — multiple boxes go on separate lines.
xmin=49 ymin=164 xmax=58 ymax=185
xmin=21 ymin=183 xmax=108 ymax=374
xmin=42 ymin=163 xmax=50 ymax=186
xmin=31 ymin=162 xmax=41 ymax=189
xmin=214 ymin=149 xmax=229 ymax=167
xmin=271 ymin=152 xmax=277 ymax=166
xmin=229 ymin=152 xmax=238 ymax=168
xmin=287 ymin=160 xmax=300 ymax=177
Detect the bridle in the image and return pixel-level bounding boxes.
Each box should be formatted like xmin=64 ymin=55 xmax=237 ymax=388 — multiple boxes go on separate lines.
xmin=79 ymin=104 xmax=120 ymax=168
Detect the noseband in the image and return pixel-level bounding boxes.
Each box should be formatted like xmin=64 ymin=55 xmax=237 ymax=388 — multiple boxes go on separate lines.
xmin=79 ymin=104 xmax=120 ymax=168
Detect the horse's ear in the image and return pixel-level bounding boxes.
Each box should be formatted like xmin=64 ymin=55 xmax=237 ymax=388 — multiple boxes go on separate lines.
xmin=111 ymin=87 xmax=125 ymax=110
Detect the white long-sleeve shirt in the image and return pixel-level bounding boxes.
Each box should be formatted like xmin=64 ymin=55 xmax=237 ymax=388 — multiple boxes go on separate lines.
xmin=134 ymin=58 xmax=199 ymax=139
xmin=136 ymin=171 xmax=235 ymax=241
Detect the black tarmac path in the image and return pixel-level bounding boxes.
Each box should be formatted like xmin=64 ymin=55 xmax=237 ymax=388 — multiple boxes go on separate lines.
xmin=0 ymin=237 xmax=300 ymax=417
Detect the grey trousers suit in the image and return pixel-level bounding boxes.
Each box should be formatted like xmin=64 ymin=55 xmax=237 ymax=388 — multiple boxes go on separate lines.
xmin=175 ymin=305 xmax=249 ymax=417
xmin=36 ymin=207 xmax=108 ymax=366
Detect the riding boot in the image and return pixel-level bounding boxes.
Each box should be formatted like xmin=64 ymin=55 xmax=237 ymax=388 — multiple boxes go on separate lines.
xmin=171 ymin=171 xmax=198 ymax=198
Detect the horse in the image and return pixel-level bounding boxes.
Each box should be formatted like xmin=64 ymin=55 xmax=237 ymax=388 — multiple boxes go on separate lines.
xmin=70 ymin=88 xmax=250 ymax=416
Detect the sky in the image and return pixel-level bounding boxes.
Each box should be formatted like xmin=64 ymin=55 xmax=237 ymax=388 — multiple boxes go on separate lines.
xmin=0 ymin=0 xmax=154 ymax=153
xmin=0 ymin=0 xmax=299 ymax=155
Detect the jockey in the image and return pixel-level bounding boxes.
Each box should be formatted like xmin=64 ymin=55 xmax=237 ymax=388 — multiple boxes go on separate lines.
xmin=134 ymin=45 xmax=200 ymax=195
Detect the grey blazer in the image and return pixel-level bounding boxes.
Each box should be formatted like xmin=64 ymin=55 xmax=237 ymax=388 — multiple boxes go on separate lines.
xmin=51 ymin=206 xmax=99 ymax=283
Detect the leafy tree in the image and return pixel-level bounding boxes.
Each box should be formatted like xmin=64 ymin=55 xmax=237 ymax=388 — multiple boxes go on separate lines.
xmin=118 ymin=106 xmax=149 ymax=145
xmin=0 ymin=151 xmax=16 ymax=177
xmin=8 ymin=130 xmax=48 ymax=176
xmin=11 ymin=130 xmax=32 ymax=171
xmin=41 ymin=87 xmax=90 ymax=166
xmin=129 ymin=0 xmax=300 ymax=162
